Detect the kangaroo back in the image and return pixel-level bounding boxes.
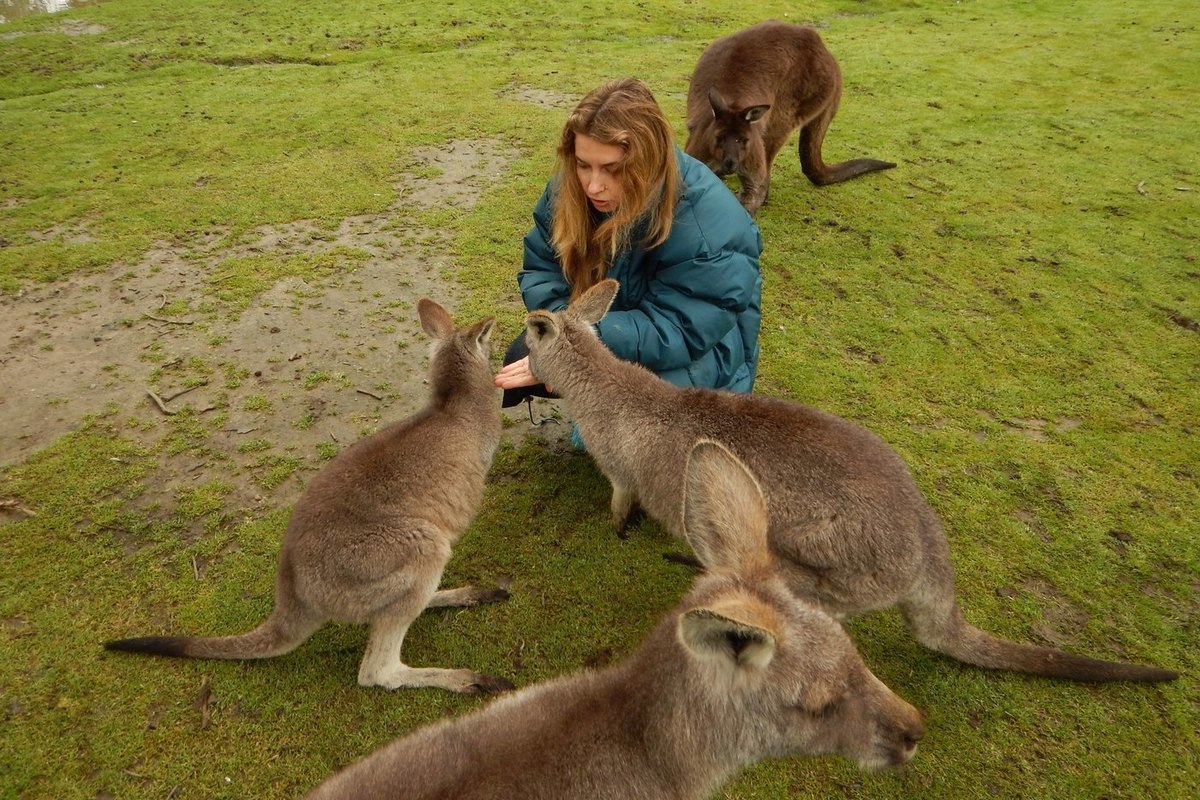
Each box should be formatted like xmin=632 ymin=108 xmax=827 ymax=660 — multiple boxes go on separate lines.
xmin=684 ymin=20 xmax=895 ymax=215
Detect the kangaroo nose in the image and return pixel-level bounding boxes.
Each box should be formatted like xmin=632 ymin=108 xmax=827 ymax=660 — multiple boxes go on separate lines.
xmin=898 ymin=713 xmax=925 ymax=761
xmin=903 ymin=724 xmax=923 ymax=750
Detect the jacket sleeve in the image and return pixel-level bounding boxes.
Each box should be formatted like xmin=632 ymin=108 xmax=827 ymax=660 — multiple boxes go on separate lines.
xmin=595 ymin=204 xmax=761 ymax=372
xmin=517 ymin=185 xmax=571 ymax=313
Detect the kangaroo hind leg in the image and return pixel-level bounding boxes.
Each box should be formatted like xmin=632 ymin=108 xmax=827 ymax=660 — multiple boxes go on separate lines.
xmin=357 ymin=575 xmax=514 ymax=695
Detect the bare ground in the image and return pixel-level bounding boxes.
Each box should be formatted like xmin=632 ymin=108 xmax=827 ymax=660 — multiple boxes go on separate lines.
xmin=0 ymin=137 xmax=566 ymax=518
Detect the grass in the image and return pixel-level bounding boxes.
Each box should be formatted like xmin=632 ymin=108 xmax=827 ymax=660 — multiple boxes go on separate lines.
xmin=1 ymin=1 xmax=1198 ymax=798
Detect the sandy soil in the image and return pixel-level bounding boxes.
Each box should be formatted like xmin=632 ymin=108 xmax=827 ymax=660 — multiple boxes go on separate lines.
xmin=0 ymin=137 xmax=567 ymax=517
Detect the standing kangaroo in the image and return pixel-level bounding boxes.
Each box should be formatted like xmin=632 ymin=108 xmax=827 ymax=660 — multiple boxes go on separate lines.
xmin=104 ymin=299 xmax=513 ymax=694
xmin=305 ymin=439 xmax=923 ymax=799
xmin=523 ymin=280 xmax=1179 ymax=683
xmin=684 ymin=20 xmax=896 ymax=216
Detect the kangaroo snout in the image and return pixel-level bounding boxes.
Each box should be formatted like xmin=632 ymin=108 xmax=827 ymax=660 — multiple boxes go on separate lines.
xmin=873 ymin=698 xmax=925 ymax=769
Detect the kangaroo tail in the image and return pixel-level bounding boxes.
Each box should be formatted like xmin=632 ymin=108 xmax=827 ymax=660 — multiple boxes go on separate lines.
xmin=104 ymin=607 xmax=322 ymax=661
xmin=902 ymin=599 xmax=1178 ymax=683
xmin=798 ymin=81 xmax=896 ymax=186
xmin=805 ymin=156 xmax=897 ymax=186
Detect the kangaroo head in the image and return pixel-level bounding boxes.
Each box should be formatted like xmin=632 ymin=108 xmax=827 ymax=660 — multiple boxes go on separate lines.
xmin=524 ymin=279 xmax=618 ymax=388
xmin=417 ymin=297 xmax=495 ymax=385
xmin=705 ymin=87 xmax=769 ymax=177
xmin=679 ymin=440 xmax=924 ymax=770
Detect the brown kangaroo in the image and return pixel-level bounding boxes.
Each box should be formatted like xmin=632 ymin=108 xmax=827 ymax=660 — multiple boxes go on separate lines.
xmin=104 ymin=299 xmax=514 ymax=695
xmin=684 ymin=20 xmax=896 ymax=216
xmin=522 ymin=279 xmax=1179 ymax=683
xmin=304 ymin=439 xmax=923 ymax=799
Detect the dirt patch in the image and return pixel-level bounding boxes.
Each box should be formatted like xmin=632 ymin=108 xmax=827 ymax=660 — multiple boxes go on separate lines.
xmin=59 ymin=19 xmax=107 ymax=37
xmin=1022 ymin=577 xmax=1090 ymax=649
xmin=397 ymin=139 xmax=519 ymax=211
xmin=497 ymin=84 xmax=578 ymax=111
xmin=0 ymin=137 xmax=561 ymax=516
xmin=975 ymin=410 xmax=1083 ymax=441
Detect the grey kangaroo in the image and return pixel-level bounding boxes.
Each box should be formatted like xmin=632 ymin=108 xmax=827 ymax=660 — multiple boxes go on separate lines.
xmin=104 ymin=299 xmax=513 ymax=694
xmin=304 ymin=439 xmax=923 ymax=799
xmin=523 ymin=279 xmax=1178 ymax=683
xmin=684 ymin=20 xmax=896 ymax=216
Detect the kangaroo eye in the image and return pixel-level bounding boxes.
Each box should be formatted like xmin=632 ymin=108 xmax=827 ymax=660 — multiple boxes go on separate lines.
xmin=797 ymin=698 xmax=840 ymax=718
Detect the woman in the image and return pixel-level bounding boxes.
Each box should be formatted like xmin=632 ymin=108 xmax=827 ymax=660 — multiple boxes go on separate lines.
xmin=495 ymin=78 xmax=763 ymax=418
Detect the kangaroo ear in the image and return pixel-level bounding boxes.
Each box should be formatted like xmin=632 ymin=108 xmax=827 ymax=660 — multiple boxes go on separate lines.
xmin=568 ymin=279 xmax=619 ymax=325
xmin=707 ymin=86 xmax=729 ymax=116
xmin=679 ymin=604 xmax=777 ymax=671
xmin=743 ymin=104 xmax=770 ymax=123
xmin=683 ymin=439 xmax=770 ymax=572
xmin=469 ymin=317 xmax=495 ymax=348
xmin=525 ymin=311 xmax=560 ymax=344
xmin=417 ymin=298 xmax=455 ymax=339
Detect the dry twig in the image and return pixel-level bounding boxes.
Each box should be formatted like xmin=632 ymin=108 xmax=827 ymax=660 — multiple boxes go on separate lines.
xmin=0 ymin=498 xmax=37 ymax=517
xmin=163 ymin=381 xmax=208 ymax=402
xmin=144 ymin=313 xmax=194 ymax=325
xmin=196 ymin=676 xmax=213 ymax=730
xmin=147 ymin=391 xmax=176 ymax=416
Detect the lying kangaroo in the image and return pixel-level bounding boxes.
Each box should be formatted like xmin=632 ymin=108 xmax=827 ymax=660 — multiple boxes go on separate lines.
xmin=684 ymin=20 xmax=896 ymax=216
xmin=305 ymin=439 xmax=923 ymax=799
xmin=523 ymin=279 xmax=1178 ymax=683
xmin=104 ymin=299 xmax=513 ymax=694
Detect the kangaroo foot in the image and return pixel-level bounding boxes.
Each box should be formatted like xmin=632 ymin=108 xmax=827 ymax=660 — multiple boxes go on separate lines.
xmin=426 ymin=586 xmax=511 ymax=609
xmin=367 ymin=665 xmax=515 ymax=694
xmin=663 ymin=552 xmax=704 ymax=570
xmin=463 ymin=673 xmax=517 ymax=695
xmin=615 ymin=504 xmax=645 ymax=540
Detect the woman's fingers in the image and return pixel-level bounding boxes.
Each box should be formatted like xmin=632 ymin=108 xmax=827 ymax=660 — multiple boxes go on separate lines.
xmin=494 ymin=356 xmax=540 ymax=389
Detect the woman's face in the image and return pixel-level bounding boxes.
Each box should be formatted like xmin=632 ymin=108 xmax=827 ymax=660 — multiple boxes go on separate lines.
xmin=574 ymin=133 xmax=624 ymax=213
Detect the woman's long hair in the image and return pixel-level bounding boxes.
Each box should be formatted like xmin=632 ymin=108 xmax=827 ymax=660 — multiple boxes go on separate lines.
xmin=551 ymin=78 xmax=680 ymax=299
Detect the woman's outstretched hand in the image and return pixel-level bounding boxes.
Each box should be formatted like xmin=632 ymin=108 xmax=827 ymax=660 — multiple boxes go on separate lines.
xmin=494 ymin=356 xmax=549 ymax=391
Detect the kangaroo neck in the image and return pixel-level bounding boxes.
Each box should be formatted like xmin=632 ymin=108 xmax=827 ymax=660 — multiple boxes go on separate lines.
xmin=621 ymin=632 xmax=744 ymax=799
xmin=427 ymin=361 xmax=494 ymax=416
xmin=558 ymin=330 xmax=667 ymax=413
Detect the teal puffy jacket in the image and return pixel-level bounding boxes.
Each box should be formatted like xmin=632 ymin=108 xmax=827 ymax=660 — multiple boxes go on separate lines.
xmin=518 ymin=149 xmax=763 ymax=392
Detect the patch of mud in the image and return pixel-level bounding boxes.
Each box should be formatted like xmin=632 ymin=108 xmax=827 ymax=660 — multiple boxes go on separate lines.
xmin=396 ymin=139 xmax=520 ymax=212
xmin=0 ymin=137 xmax=557 ymax=519
xmin=1013 ymin=509 xmax=1052 ymax=543
xmin=975 ymin=410 xmax=1083 ymax=441
xmin=497 ymin=83 xmax=577 ymax=111
xmin=1021 ymin=577 xmax=1090 ymax=649
xmin=59 ymin=19 xmax=106 ymax=36
xmin=27 ymin=220 xmax=95 ymax=244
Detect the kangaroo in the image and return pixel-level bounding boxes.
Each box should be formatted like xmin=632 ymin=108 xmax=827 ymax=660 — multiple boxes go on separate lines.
xmin=684 ymin=20 xmax=896 ymax=216
xmin=304 ymin=439 xmax=923 ymax=799
xmin=522 ymin=279 xmax=1179 ymax=684
xmin=104 ymin=299 xmax=513 ymax=694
